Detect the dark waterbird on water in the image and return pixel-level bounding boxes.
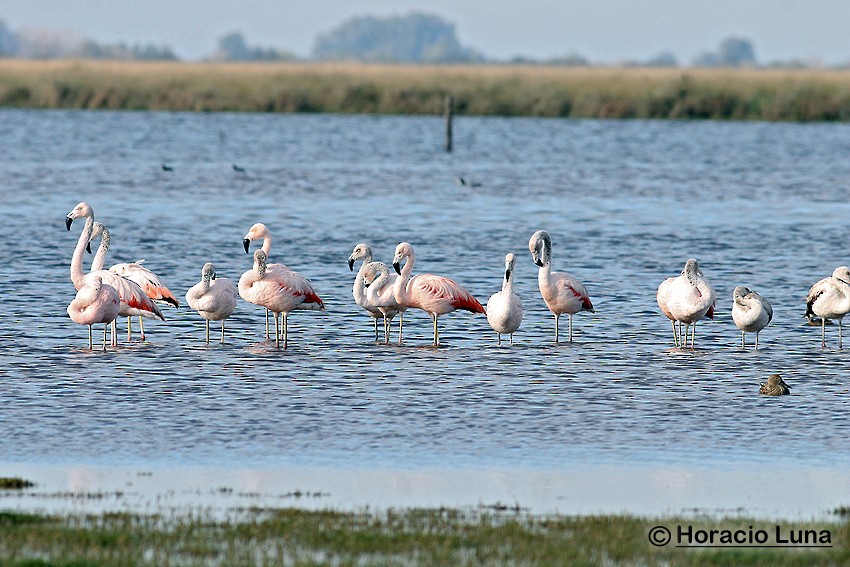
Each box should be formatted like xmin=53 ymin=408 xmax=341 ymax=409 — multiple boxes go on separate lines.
xmin=161 ymin=163 xmax=173 ymax=172
xmin=233 ymin=164 xmax=246 ymax=173
xmin=759 ymin=374 xmax=791 ymax=396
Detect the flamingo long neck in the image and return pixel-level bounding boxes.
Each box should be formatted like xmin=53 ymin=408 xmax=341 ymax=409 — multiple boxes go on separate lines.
xmin=200 ymin=274 xmax=212 ymax=294
xmin=537 ymin=258 xmax=552 ymax=287
xmin=503 ymin=270 xmax=515 ymax=294
xmin=394 ymin=252 xmax=416 ymax=304
xmin=71 ymin=215 xmax=94 ymax=289
xmin=261 ymin=232 xmax=272 ymax=256
xmin=353 ymin=259 xmax=370 ymax=304
xmin=91 ymin=229 xmax=110 ymax=272
xmin=367 ymin=269 xmax=390 ymax=302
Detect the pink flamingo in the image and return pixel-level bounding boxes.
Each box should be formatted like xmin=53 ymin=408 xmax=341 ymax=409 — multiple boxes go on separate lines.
xmin=528 ymin=230 xmax=594 ymax=343
xmin=66 ymin=202 xmax=165 ymax=345
xmin=665 ymin=258 xmax=716 ymax=348
xmin=361 ymin=261 xmax=405 ymax=344
xmin=392 ymin=242 xmax=485 ymax=346
xmin=348 ymin=243 xmax=383 ymax=340
xmin=238 ymin=249 xmax=325 ymax=349
xmin=88 ymin=222 xmax=178 ymax=341
xmin=67 ymin=275 xmax=121 ymax=350
xmin=242 ymin=222 xmax=293 ymax=339
xmin=656 ymin=277 xmax=682 ymax=347
xmin=186 ymin=263 xmax=238 ymax=344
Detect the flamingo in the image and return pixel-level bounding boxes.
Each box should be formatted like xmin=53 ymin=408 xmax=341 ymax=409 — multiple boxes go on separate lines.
xmin=759 ymin=374 xmax=791 ymax=396
xmin=392 ymin=242 xmax=485 ymax=347
xmin=88 ymin=222 xmax=179 ymax=341
xmin=665 ymin=258 xmax=716 ymax=348
xmin=347 ymin=243 xmax=382 ymax=341
xmin=67 ymin=275 xmax=120 ymax=350
xmin=361 ymin=261 xmax=405 ymax=344
xmin=66 ymin=202 xmax=164 ymax=345
xmin=238 ymin=249 xmax=324 ymax=349
xmin=528 ymin=230 xmax=594 ymax=343
xmin=656 ymin=277 xmax=682 ymax=347
xmin=805 ymin=266 xmax=850 ymax=348
xmin=732 ymin=286 xmax=773 ymax=349
xmin=242 ymin=222 xmax=293 ymax=340
xmin=486 ymin=253 xmax=523 ymax=345
xmin=186 ymin=263 xmax=238 ymax=344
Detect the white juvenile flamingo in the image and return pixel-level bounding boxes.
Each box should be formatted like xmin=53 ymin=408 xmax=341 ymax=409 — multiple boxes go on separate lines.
xmin=732 ymin=285 xmax=773 ymax=349
xmin=486 ymin=253 xmax=523 ymax=345
xmin=665 ymin=258 xmax=716 ymax=348
xmin=88 ymin=222 xmax=179 ymax=341
xmin=347 ymin=243 xmax=383 ymax=341
xmin=186 ymin=263 xmax=238 ymax=344
xmin=67 ymin=275 xmax=121 ymax=350
xmin=361 ymin=261 xmax=405 ymax=344
xmin=805 ymin=266 xmax=850 ymax=348
xmin=242 ymin=222 xmax=293 ymax=339
xmin=528 ymin=230 xmax=594 ymax=343
xmin=66 ymin=202 xmax=165 ymax=345
xmin=656 ymin=277 xmax=682 ymax=347
xmin=392 ymin=242 xmax=485 ymax=346
xmin=239 ymin=249 xmax=325 ymax=348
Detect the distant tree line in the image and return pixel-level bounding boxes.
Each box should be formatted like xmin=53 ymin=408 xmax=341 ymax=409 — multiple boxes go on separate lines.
xmin=0 ymin=14 xmax=845 ymax=68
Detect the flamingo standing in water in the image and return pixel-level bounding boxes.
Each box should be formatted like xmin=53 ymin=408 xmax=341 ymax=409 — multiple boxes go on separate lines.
xmin=392 ymin=242 xmax=485 ymax=346
xmin=347 ymin=243 xmax=383 ymax=341
xmin=88 ymin=222 xmax=179 ymax=341
xmin=361 ymin=261 xmax=405 ymax=344
xmin=805 ymin=266 xmax=850 ymax=348
xmin=242 ymin=223 xmax=294 ymax=340
xmin=486 ymin=253 xmax=523 ymax=345
xmin=239 ymin=250 xmax=324 ymax=349
xmin=665 ymin=258 xmax=716 ymax=348
xmin=67 ymin=275 xmax=120 ymax=350
xmin=66 ymin=202 xmax=165 ymax=345
xmin=656 ymin=277 xmax=682 ymax=347
xmin=528 ymin=230 xmax=593 ymax=343
xmin=731 ymin=286 xmax=773 ymax=349
xmin=186 ymin=263 xmax=238 ymax=344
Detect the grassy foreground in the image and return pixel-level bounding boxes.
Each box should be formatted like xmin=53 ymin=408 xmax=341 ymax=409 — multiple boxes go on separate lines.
xmin=0 ymin=60 xmax=850 ymax=120
xmin=0 ymin=507 xmax=847 ymax=566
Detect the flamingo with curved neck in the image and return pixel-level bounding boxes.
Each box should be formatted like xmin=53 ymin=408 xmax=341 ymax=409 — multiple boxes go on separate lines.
xmin=186 ymin=263 xmax=238 ymax=344
xmin=361 ymin=261 xmax=404 ymax=344
xmin=486 ymin=253 xmax=523 ymax=345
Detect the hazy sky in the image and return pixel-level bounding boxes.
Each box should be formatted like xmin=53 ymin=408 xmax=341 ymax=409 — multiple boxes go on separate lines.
xmin=2 ymin=0 xmax=847 ymax=64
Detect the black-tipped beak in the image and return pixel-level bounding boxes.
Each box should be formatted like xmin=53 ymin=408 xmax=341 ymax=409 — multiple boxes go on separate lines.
xmin=212 ymin=273 xmax=217 ymax=280
xmin=505 ymin=269 xmax=511 ymax=282
xmin=242 ymin=239 xmax=250 ymax=254
xmin=348 ymin=258 xmax=354 ymax=272
xmin=364 ymin=279 xmax=371 ymax=288
xmin=65 ymin=217 xmax=73 ymax=231
xmin=393 ymin=262 xmax=401 ymax=275
xmin=86 ymin=242 xmax=92 ymax=254
xmin=534 ymin=259 xmax=544 ymax=267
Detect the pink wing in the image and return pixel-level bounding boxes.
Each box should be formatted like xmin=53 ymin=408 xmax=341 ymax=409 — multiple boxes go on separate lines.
xmin=270 ymin=271 xmax=325 ymax=310
xmin=87 ymin=270 xmax=165 ymax=320
xmin=110 ymin=262 xmax=179 ymax=307
xmin=411 ymin=274 xmax=485 ymax=313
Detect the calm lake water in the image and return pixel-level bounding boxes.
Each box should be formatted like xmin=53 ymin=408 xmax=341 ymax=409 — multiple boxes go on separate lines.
xmin=1 ymin=109 xmax=849 ymax=517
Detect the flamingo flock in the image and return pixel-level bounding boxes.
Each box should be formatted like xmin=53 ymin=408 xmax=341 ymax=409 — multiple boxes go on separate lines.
xmin=64 ymin=202 xmax=850 ymax=351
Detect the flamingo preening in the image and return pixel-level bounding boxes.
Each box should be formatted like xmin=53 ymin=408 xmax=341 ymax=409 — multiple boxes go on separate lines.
xmin=392 ymin=242 xmax=485 ymax=346
xmin=664 ymin=258 xmax=716 ymax=348
xmin=186 ymin=263 xmax=238 ymax=344
xmin=361 ymin=261 xmax=405 ymax=344
xmin=656 ymin=277 xmax=682 ymax=347
xmin=66 ymin=203 xmax=165 ymax=345
xmin=805 ymin=266 xmax=850 ymax=348
xmin=347 ymin=243 xmax=383 ymax=341
xmin=242 ymin=222 xmax=294 ymax=339
xmin=88 ymin=222 xmax=178 ymax=341
xmin=731 ymin=286 xmax=773 ymax=349
xmin=67 ymin=275 xmax=120 ymax=350
xmin=528 ymin=230 xmax=593 ymax=343
xmin=486 ymin=253 xmax=523 ymax=345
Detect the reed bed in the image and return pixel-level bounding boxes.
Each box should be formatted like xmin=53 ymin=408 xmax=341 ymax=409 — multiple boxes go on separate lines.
xmin=1 ymin=60 xmax=850 ymax=120
xmin=0 ymin=507 xmax=847 ymax=566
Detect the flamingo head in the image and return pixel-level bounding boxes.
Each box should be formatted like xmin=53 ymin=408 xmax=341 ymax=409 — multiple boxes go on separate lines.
xmin=529 ymin=230 xmax=551 ymax=267
xmin=66 ymin=202 xmax=93 ymax=231
xmin=504 ymin=253 xmax=516 ymax=282
xmin=86 ymin=222 xmax=108 ymax=254
xmin=833 ymin=266 xmax=850 ymax=284
xmin=362 ymin=261 xmax=389 ymax=288
xmin=202 ymin=263 xmax=216 ymax=282
xmin=243 ymin=223 xmax=270 ymax=253
xmin=682 ymin=258 xmax=700 ymax=282
xmin=253 ymin=250 xmax=267 ymax=277
xmin=393 ymin=242 xmax=413 ymax=275
xmin=732 ymin=285 xmax=750 ymax=302
xmin=348 ymin=243 xmax=373 ymax=271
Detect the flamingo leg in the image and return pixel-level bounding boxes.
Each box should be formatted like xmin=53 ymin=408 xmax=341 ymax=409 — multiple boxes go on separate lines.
xmin=265 ymin=309 xmax=270 ymax=340
xmin=102 ymin=324 xmax=108 ymax=351
xmin=205 ymin=319 xmax=210 ymax=344
xmin=139 ymin=317 xmax=145 ymax=341
xmin=274 ymin=312 xmax=281 ymax=349
xmin=111 ymin=319 xmax=117 ymax=346
xmin=671 ymin=320 xmax=679 ymax=347
xmin=755 ymin=332 xmax=759 ymax=350
xmin=398 ymin=313 xmax=404 ymax=344
xmin=221 ymin=320 xmax=226 ymax=344
xmin=691 ymin=322 xmax=696 ymax=348
xmin=383 ymin=316 xmax=390 ymax=344
xmin=510 ymin=333 xmax=514 ymax=345
xmin=497 ymin=333 xmax=502 ymax=345
xmin=554 ymin=314 xmax=560 ymax=344
xmin=127 ymin=316 xmax=132 ymax=341
xmin=283 ymin=313 xmax=289 ymax=349
xmin=822 ymin=318 xmax=826 ymax=348
xmin=373 ymin=317 xmax=379 ymax=341
xmin=741 ymin=331 xmax=746 ymax=349
xmin=88 ymin=324 xmax=93 ymax=349
xmin=840 ymin=319 xmax=843 ymax=349
xmin=432 ymin=313 xmax=440 ymax=346
xmin=569 ymin=314 xmax=574 ymax=342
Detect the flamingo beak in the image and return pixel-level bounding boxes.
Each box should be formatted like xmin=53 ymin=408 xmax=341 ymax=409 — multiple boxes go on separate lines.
xmin=348 ymin=258 xmax=355 ymax=271
xmin=393 ymin=261 xmax=401 ymax=275
xmin=364 ymin=278 xmax=371 ymax=288
xmin=65 ymin=216 xmax=73 ymax=231
xmin=534 ymin=258 xmax=544 ymax=267
xmin=505 ymin=269 xmax=511 ymax=282
xmin=242 ymin=238 xmax=251 ymax=254
xmin=86 ymin=242 xmax=92 ymax=254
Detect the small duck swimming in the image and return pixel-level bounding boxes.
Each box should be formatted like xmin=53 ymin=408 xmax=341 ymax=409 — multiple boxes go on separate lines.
xmin=759 ymin=374 xmax=791 ymax=396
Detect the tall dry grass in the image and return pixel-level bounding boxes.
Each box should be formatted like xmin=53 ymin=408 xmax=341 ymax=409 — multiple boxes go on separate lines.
xmin=1 ymin=59 xmax=850 ymax=120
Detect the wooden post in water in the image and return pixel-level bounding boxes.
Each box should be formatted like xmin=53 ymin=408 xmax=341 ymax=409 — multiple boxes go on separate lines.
xmin=444 ymin=95 xmax=454 ymax=152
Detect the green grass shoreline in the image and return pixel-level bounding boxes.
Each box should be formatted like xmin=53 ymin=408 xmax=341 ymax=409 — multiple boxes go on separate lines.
xmin=1 ymin=507 xmax=847 ymax=566
xmin=1 ymin=60 xmax=850 ymax=121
